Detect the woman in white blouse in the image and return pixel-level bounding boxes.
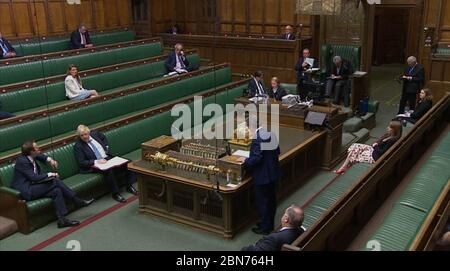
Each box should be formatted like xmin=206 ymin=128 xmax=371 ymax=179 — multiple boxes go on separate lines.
xmin=65 ymin=64 xmax=99 ymax=100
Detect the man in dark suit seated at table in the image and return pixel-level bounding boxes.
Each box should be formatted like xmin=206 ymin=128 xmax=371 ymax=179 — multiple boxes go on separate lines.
xmin=325 ymin=56 xmax=352 ymax=107
xmin=295 ymin=48 xmax=318 ymax=99
xmin=70 ymin=24 xmax=93 ymax=49
xmin=238 ymin=127 xmax=280 ymax=235
xmin=167 ymin=24 xmax=183 ymax=35
xmin=0 ymin=100 xmax=15 ymax=120
xmin=11 ymin=140 xmax=94 ymax=228
xmin=0 ymin=32 xmax=17 ymax=59
xmin=165 ymin=43 xmax=197 ymax=74
xmin=247 ymin=70 xmax=267 ymax=97
xmin=241 ymin=205 xmax=305 ymax=251
xmin=280 ymin=25 xmax=296 ymax=40
xmin=397 ymin=56 xmax=425 ymax=114
xmin=73 ymin=125 xmax=138 ymax=203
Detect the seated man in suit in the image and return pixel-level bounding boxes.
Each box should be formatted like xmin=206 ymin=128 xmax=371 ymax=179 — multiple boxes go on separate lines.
xmin=70 ymin=24 xmax=93 ymax=49
xmin=0 ymin=32 xmax=17 ymax=59
xmin=295 ymin=48 xmax=318 ymax=99
xmin=280 ymin=25 xmax=296 ymax=40
xmin=267 ymin=77 xmax=287 ymax=101
xmin=241 ymin=205 xmax=305 ymax=251
xmin=325 ymin=56 xmax=352 ymax=107
xmin=167 ymin=24 xmax=182 ymax=35
xmin=0 ymin=100 xmax=15 ymax=120
xmin=11 ymin=140 xmax=94 ymax=228
xmin=73 ymin=125 xmax=138 ymax=203
xmin=165 ymin=43 xmax=197 ymax=74
xmin=247 ymin=71 xmax=266 ymax=97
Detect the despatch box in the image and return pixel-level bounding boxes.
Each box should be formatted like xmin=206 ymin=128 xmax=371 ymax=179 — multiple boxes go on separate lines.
xmin=142 ymin=135 xmax=181 ymax=161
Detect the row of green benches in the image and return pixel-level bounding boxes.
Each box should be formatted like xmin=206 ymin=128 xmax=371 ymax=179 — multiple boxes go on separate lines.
xmin=0 ymin=39 xmax=163 ymax=86
xmin=10 ymin=30 xmax=136 ymax=57
xmin=0 ymin=64 xmax=230 ymax=157
xmin=0 ymin=53 xmax=199 ymax=116
xmin=363 ymin=131 xmax=450 ymax=251
xmin=0 ymin=82 xmax=248 ymax=233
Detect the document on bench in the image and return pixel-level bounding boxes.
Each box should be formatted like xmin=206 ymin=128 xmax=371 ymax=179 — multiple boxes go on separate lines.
xmin=93 ymin=156 xmax=129 ymax=171
xmin=233 ymin=150 xmax=250 ymax=158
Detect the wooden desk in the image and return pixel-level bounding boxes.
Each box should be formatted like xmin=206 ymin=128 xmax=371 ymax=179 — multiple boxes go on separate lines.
xmin=158 ymin=33 xmax=313 ymax=84
xmin=128 ymin=127 xmax=324 ymax=238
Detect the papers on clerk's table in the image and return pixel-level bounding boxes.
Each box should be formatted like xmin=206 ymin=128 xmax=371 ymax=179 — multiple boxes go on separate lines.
xmin=233 ymin=150 xmax=250 ymax=158
xmin=93 ymin=156 xmax=129 ymax=171
xmin=249 ymin=96 xmax=266 ymax=103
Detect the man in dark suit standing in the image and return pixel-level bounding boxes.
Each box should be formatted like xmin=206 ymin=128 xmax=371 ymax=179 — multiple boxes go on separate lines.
xmin=165 ymin=43 xmax=197 ymax=74
xmin=241 ymin=205 xmax=305 ymax=251
xmin=70 ymin=24 xmax=93 ymax=49
xmin=239 ymin=127 xmax=281 ymax=235
xmin=0 ymin=32 xmax=17 ymax=59
xmin=280 ymin=25 xmax=296 ymax=40
xmin=398 ymin=56 xmax=425 ymax=114
xmin=11 ymin=140 xmax=94 ymax=228
xmin=247 ymin=71 xmax=266 ymax=97
xmin=73 ymin=125 xmax=138 ymax=203
xmin=295 ymin=48 xmax=317 ymax=99
xmin=326 ymin=56 xmax=353 ymax=107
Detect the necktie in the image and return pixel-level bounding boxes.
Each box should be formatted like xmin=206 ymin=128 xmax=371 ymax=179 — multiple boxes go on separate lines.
xmin=256 ymin=81 xmax=264 ymax=95
xmin=32 ymin=160 xmax=37 ymax=174
xmin=81 ymin=33 xmax=86 ymax=45
xmin=409 ymin=67 xmax=414 ymax=75
xmin=0 ymin=40 xmax=8 ymax=56
xmin=178 ymin=54 xmax=186 ymax=68
xmin=88 ymin=140 xmax=103 ymax=159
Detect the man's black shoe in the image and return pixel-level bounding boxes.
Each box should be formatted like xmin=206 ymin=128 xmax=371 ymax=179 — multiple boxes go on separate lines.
xmin=112 ymin=193 xmax=127 ymax=203
xmin=57 ymin=218 xmax=80 ymax=228
xmin=126 ymin=185 xmax=138 ymax=196
xmin=251 ymin=227 xmax=271 ymax=235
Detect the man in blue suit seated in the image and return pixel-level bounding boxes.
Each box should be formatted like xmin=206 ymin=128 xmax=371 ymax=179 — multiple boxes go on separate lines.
xmin=11 ymin=140 xmax=94 ymax=228
xmin=165 ymin=43 xmax=197 ymax=74
xmin=73 ymin=125 xmax=138 ymax=203
xmin=241 ymin=205 xmax=305 ymax=251
xmin=0 ymin=32 xmax=17 ymax=59
xmin=239 ymin=127 xmax=280 ymax=235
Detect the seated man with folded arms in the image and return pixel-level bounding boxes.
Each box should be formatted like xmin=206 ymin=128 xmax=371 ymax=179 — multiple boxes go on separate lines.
xmin=11 ymin=140 xmax=94 ymax=228
xmin=241 ymin=205 xmax=305 ymax=251
xmin=73 ymin=125 xmax=138 ymax=203
xmin=70 ymin=24 xmax=93 ymax=49
xmin=65 ymin=64 xmax=99 ymax=101
xmin=165 ymin=43 xmax=197 ymax=74
xmin=0 ymin=32 xmax=17 ymax=59
xmin=0 ymin=100 xmax=15 ymax=120
xmin=267 ymin=77 xmax=287 ymax=101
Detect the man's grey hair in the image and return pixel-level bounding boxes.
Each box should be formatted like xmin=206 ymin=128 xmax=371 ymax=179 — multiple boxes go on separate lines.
xmin=333 ymin=55 xmax=342 ymax=64
xmin=79 ymin=23 xmax=86 ymax=29
xmin=286 ymin=204 xmax=304 ymax=229
xmin=407 ymin=56 xmax=417 ymax=64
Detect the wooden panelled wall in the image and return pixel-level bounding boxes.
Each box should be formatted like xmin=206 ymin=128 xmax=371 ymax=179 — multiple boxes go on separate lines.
xmin=146 ymin=0 xmax=313 ymax=37
xmin=0 ymin=0 xmax=132 ymax=38
xmin=421 ymin=0 xmax=450 ymax=102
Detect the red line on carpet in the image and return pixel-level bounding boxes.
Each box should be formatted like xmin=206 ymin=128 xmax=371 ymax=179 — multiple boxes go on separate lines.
xmin=28 ymin=195 xmax=138 ymax=251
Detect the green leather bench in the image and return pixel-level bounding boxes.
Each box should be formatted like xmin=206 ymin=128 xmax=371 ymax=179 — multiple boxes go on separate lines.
xmin=0 ymin=54 xmax=200 ymax=115
xmin=12 ymin=30 xmax=135 ymax=57
xmin=0 ymin=41 xmax=163 ymax=86
xmin=362 ymin=132 xmax=450 ymax=251
xmin=0 ymin=84 xmax=246 ymax=233
xmin=321 ymin=44 xmax=361 ymax=74
xmin=0 ymin=65 xmax=230 ymax=157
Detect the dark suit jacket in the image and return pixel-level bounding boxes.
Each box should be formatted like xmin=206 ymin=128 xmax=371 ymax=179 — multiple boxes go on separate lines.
xmin=0 ymin=37 xmax=16 ymax=59
xmin=410 ymin=99 xmax=432 ymax=122
xmin=243 ymin=128 xmax=281 ymax=186
xmin=241 ymin=227 xmax=304 ymax=251
xmin=280 ymin=33 xmax=296 ymax=40
xmin=372 ymin=137 xmax=398 ymax=161
xmin=295 ymin=57 xmax=318 ymax=82
xmin=165 ymin=51 xmax=189 ymax=72
xmin=402 ymin=64 xmax=425 ymax=94
xmin=11 ymin=154 xmax=49 ymax=199
xmin=267 ymin=86 xmax=287 ymax=101
xmin=328 ymin=60 xmax=352 ymax=80
xmin=247 ymin=78 xmax=266 ymax=97
xmin=74 ymin=131 xmax=111 ymax=173
xmin=70 ymin=30 xmax=92 ymax=49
